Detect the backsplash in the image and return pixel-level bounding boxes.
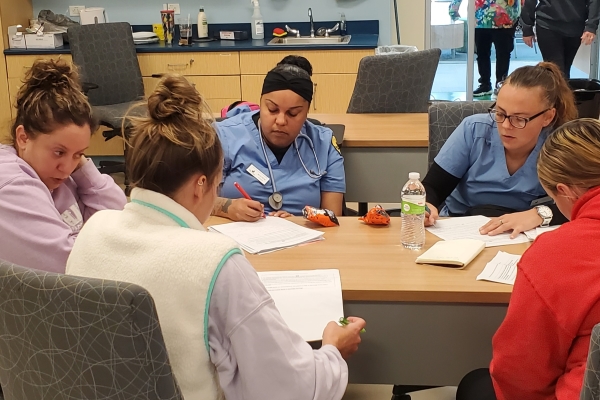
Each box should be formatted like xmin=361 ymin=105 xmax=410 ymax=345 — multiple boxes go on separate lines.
xmin=32 ymin=0 xmax=390 ymax=43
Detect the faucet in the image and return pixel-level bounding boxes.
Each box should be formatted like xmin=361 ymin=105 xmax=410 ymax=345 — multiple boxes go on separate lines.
xmin=308 ymin=8 xmax=315 ymax=38
xmin=285 ymin=24 xmax=301 ymax=38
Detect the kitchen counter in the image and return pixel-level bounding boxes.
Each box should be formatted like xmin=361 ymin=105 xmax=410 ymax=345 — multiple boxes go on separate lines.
xmin=4 ymin=34 xmax=378 ymax=55
xmin=4 ymin=20 xmax=379 ymax=55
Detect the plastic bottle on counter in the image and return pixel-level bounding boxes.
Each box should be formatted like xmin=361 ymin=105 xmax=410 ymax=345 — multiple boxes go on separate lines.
xmin=197 ymin=7 xmax=208 ymax=38
xmin=251 ymin=0 xmax=264 ymax=40
xmin=340 ymin=13 xmax=347 ymax=36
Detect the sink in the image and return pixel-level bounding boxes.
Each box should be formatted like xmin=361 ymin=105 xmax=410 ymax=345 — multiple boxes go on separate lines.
xmin=267 ymin=35 xmax=351 ymax=45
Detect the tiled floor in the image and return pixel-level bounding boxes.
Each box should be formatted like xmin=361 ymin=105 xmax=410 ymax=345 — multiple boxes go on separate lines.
xmin=343 ymin=385 xmax=457 ymax=400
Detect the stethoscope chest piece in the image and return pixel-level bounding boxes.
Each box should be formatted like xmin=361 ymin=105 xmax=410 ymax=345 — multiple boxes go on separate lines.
xmin=269 ymin=192 xmax=284 ymax=210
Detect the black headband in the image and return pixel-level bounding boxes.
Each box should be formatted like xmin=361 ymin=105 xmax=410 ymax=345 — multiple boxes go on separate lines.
xmin=261 ymin=70 xmax=313 ymax=103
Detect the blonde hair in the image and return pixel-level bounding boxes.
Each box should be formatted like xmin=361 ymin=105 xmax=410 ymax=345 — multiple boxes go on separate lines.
xmin=504 ymin=61 xmax=577 ymax=127
xmin=538 ymin=118 xmax=600 ymax=193
xmin=11 ymin=58 xmax=96 ymax=144
xmin=126 ymin=74 xmax=222 ymax=196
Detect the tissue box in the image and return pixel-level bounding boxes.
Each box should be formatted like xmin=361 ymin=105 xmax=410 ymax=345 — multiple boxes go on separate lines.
xmin=9 ymin=32 xmax=26 ymax=49
xmin=24 ymin=32 xmax=64 ymax=48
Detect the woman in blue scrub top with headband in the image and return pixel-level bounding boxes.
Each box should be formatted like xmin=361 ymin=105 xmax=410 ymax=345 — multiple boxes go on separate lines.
xmin=212 ymin=56 xmax=345 ymax=221
xmin=423 ymin=61 xmax=577 ymax=237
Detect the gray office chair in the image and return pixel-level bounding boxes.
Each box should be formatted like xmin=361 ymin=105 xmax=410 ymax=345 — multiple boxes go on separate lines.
xmin=428 ymin=100 xmax=495 ymax=168
xmin=0 ymin=261 xmax=183 ymax=400
xmin=68 ymin=22 xmax=146 ymax=194
xmin=581 ymin=323 xmax=600 ymax=399
xmin=347 ymin=48 xmax=442 ymax=114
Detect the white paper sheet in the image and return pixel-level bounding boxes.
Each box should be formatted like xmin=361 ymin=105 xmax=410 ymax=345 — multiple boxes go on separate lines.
xmin=524 ymin=226 xmax=560 ymax=241
xmin=426 ymin=216 xmax=530 ymax=247
xmin=258 ymin=269 xmax=344 ymax=342
xmin=476 ymin=251 xmax=521 ymax=285
xmin=209 ymin=217 xmax=325 ymax=254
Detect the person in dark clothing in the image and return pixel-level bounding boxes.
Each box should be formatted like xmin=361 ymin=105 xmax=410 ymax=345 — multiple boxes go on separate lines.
xmin=521 ymin=0 xmax=600 ymax=78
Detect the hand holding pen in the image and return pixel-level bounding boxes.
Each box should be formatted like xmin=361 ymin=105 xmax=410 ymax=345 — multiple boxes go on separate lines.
xmin=232 ymin=182 xmax=266 ymax=220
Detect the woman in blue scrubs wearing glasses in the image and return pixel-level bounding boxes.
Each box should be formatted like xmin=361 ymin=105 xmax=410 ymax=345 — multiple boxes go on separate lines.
xmin=423 ymin=62 xmax=577 ymax=237
xmin=212 ymin=56 xmax=345 ymax=221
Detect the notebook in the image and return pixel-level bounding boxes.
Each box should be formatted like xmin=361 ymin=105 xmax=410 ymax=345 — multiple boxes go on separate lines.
xmin=415 ymin=239 xmax=486 ymax=269
xmin=208 ymin=216 xmax=324 ymax=254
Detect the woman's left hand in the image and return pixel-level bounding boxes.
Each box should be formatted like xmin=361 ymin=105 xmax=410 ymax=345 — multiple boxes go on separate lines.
xmin=582 ymin=32 xmax=596 ymax=45
xmin=479 ymin=209 xmax=543 ymax=239
xmin=269 ymin=210 xmax=293 ymax=218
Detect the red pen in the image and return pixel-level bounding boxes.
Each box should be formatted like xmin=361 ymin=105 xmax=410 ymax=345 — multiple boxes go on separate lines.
xmin=233 ymin=182 xmax=265 ymax=218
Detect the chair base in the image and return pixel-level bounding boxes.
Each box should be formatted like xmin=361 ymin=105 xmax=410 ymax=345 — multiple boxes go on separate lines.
xmin=98 ymin=161 xmax=130 ymax=195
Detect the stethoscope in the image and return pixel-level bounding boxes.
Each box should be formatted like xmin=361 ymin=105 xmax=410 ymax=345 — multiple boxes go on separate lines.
xmin=258 ymin=122 xmax=327 ymax=210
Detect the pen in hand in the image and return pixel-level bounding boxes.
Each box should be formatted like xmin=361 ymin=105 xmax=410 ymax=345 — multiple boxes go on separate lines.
xmin=233 ymin=181 xmax=265 ymax=218
xmin=339 ymin=317 xmax=366 ymax=333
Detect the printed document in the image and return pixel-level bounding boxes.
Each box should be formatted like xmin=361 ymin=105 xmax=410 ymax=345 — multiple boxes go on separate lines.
xmin=257 ymin=269 xmax=343 ymax=342
xmin=426 ymin=216 xmax=530 ymax=247
xmin=476 ymin=251 xmax=521 ymax=285
xmin=209 ymin=216 xmax=324 ymax=254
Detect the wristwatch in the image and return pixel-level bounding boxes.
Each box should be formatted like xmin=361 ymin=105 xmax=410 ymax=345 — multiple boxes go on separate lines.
xmin=535 ymin=205 xmax=553 ymax=227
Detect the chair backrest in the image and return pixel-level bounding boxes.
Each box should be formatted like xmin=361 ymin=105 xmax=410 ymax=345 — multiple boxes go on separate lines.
xmin=581 ymin=323 xmax=600 ymax=400
xmin=428 ymin=100 xmax=494 ymax=168
xmin=347 ymin=48 xmax=442 ymax=113
xmin=0 ymin=261 xmax=183 ymax=400
xmin=68 ymin=22 xmax=145 ymax=106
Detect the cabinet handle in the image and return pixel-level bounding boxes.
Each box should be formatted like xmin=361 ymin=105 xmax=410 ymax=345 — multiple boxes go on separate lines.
xmin=167 ymin=63 xmax=188 ymax=70
xmin=313 ymin=83 xmax=317 ymax=111
xmin=190 ymin=58 xmax=194 ymax=66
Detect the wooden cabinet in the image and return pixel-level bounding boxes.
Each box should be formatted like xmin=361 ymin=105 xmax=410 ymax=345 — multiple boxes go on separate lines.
xmin=239 ymin=50 xmax=373 ymax=74
xmin=137 ymin=52 xmax=240 ymax=76
xmin=2 ymin=48 xmax=373 ymax=149
xmin=239 ymin=49 xmax=372 ymax=113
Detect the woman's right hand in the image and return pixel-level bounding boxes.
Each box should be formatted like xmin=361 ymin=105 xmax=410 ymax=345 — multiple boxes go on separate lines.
xmin=322 ymin=317 xmax=366 ymax=360
xmin=425 ymin=202 xmax=439 ymax=227
xmin=523 ymin=36 xmax=536 ymax=48
xmin=229 ymin=199 xmax=264 ymax=222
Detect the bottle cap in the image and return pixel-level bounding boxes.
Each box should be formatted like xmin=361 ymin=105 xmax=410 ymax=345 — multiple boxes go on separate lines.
xmin=409 ymin=172 xmax=420 ymax=180
xmin=199 ymin=7 xmax=204 ymax=11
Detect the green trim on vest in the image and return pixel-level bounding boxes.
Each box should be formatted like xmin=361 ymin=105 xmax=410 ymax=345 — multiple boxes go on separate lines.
xmin=204 ymin=248 xmax=243 ymax=353
xmin=131 ymin=199 xmax=191 ymax=228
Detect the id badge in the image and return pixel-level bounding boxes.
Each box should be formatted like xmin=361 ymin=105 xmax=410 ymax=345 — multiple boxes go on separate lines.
xmin=246 ymin=164 xmax=270 ymax=185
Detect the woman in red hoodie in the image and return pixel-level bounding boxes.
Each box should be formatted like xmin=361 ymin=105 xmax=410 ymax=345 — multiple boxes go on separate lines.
xmin=457 ymin=118 xmax=600 ymax=399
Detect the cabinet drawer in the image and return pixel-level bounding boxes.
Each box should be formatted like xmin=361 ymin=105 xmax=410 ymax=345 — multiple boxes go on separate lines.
xmin=6 ymin=54 xmax=72 ymax=79
xmin=137 ymin=52 xmax=240 ymax=76
xmin=239 ymin=50 xmax=374 ymax=75
xmin=143 ymin=76 xmax=241 ymax=99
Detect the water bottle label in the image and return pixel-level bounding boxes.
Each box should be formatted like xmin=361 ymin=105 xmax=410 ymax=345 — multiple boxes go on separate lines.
xmin=401 ymin=198 xmax=425 ymax=215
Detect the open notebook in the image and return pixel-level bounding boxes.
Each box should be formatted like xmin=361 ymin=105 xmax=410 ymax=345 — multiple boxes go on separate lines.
xmin=416 ymin=239 xmax=486 ymax=269
xmin=208 ymin=216 xmax=324 ymax=254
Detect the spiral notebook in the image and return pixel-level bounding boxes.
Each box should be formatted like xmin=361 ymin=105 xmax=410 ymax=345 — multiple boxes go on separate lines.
xmin=416 ymin=239 xmax=486 ymax=269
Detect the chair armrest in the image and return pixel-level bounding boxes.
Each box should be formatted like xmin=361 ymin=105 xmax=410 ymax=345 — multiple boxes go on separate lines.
xmin=151 ymin=74 xmax=164 ymax=79
xmin=81 ymin=82 xmax=99 ymax=94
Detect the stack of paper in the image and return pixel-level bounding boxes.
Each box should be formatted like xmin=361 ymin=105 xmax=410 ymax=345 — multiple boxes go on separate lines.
xmin=524 ymin=226 xmax=559 ymax=241
xmin=476 ymin=251 xmax=521 ymax=285
xmin=426 ymin=216 xmax=530 ymax=247
xmin=257 ymin=269 xmax=344 ymax=342
xmin=209 ymin=216 xmax=324 ymax=254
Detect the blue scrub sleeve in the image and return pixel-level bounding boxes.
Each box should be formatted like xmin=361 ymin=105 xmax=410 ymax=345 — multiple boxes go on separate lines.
xmin=215 ymin=124 xmax=232 ymax=186
xmin=433 ymin=118 xmax=476 ymax=180
xmin=321 ymin=136 xmax=346 ymax=193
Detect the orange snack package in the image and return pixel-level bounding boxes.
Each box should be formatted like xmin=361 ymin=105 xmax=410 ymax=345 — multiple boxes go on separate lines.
xmin=302 ymin=206 xmax=340 ymax=227
xmin=359 ymin=205 xmax=390 ymax=225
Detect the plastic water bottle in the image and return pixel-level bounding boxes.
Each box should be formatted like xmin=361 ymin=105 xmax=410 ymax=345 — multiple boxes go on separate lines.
xmin=401 ymin=172 xmax=426 ymax=250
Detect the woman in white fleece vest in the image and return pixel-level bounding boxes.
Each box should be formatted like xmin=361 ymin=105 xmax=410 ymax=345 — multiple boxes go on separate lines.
xmin=66 ymin=74 xmax=366 ymax=400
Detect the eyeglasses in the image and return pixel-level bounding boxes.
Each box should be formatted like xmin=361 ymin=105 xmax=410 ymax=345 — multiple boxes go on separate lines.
xmin=488 ymin=102 xmax=550 ymax=129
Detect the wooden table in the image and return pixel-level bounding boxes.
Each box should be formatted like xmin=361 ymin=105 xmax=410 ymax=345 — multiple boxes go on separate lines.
xmin=310 ymin=113 xmax=430 ymax=205
xmin=209 ymin=216 xmax=529 ymax=386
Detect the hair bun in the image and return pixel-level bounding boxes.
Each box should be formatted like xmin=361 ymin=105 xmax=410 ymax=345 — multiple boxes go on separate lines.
xmin=277 ymin=55 xmax=313 ymax=76
xmin=24 ymin=58 xmax=81 ymax=92
xmin=147 ymin=75 xmax=202 ymax=121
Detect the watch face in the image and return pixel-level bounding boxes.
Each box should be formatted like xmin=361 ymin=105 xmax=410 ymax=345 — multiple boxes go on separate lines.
xmin=538 ymin=206 xmax=552 ymax=218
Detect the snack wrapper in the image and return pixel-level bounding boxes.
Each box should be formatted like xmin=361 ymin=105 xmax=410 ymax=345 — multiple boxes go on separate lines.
xmin=359 ymin=205 xmax=390 ymax=225
xmin=302 ymin=206 xmax=340 ymax=227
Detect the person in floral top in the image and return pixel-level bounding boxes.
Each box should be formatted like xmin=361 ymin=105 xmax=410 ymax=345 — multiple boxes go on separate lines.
xmin=449 ymin=0 xmax=523 ymax=96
